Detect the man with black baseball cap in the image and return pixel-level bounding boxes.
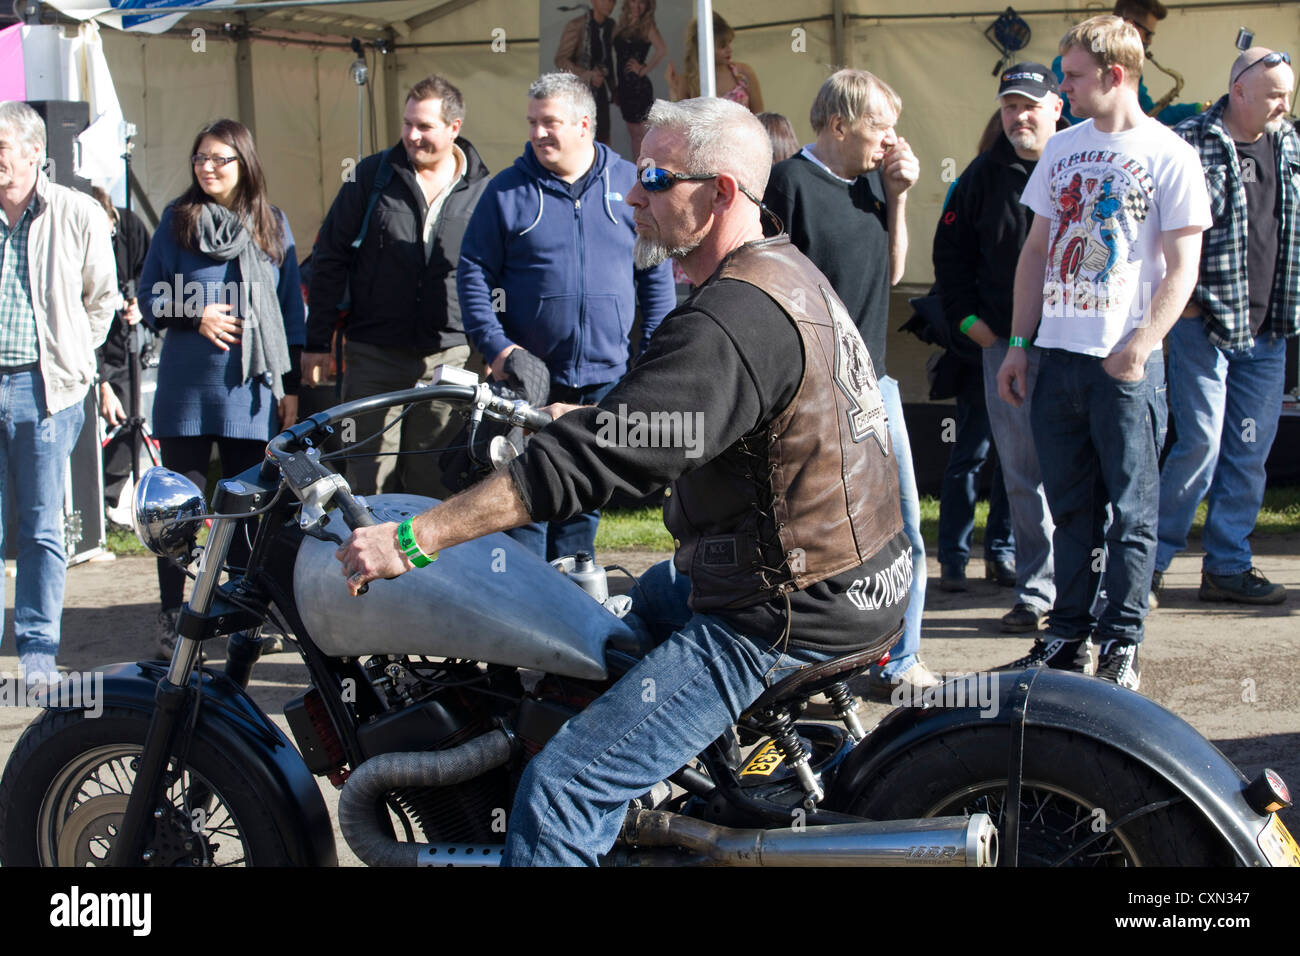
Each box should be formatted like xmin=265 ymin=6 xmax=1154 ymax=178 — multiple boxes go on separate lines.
xmin=934 ymin=62 xmax=1063 ymax=636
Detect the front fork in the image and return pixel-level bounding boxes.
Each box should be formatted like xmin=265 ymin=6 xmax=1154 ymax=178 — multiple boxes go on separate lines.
xmin=108 ymin=517 xmax=239 ymax=866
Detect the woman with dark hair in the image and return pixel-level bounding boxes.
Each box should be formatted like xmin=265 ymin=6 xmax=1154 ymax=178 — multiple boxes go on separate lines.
xmin=614 ymin=0 xmax=666 ymax=157
xmin=139 ymin=118 xmax=304 ymax=657
xmin=666 ymin=12 xmax=763 ymax=112
xmin=757 ymin=112 xmax=798 ymax=164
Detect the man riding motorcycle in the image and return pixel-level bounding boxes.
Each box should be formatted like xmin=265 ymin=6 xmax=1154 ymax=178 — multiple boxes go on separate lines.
xmin=337 ymin=97 xmax=913 ymax=866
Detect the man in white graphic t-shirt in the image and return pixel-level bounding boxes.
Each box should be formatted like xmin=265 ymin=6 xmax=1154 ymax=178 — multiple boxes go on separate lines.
xmin=995 ymin=14 xmax=1210 ymax=690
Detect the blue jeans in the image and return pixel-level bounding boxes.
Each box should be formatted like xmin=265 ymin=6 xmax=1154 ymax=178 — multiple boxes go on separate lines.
xmin=983 ymin=341 xmax=1056 ymax=613
xmin=507 ymin=380 xmax=617 ymax=561
xmin=0 ymin=369 xmax=86 ymax=675
xmin=877 ymin=376 xmax=926 ymax=678
xmin=1031 ymin=349 xmax=1159 ymax=644
xmin=938 ymin=372 xmax=1014 ymax=568
xmin=1156 ymin=318 xmax=1287 ymax=575
xmin=502 ymin=560 xmax=829 ymax=866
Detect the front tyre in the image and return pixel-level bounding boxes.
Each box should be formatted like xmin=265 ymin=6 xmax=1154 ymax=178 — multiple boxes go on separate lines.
xmin=847 ymin=726 xmax=1235 ymax=866
xmin=0 ymin=707 xmax=293 ymax=866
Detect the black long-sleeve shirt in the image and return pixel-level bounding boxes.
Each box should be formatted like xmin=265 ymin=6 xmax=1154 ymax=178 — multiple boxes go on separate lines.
xmin=509 ymin=275 xmax=909 ymax=653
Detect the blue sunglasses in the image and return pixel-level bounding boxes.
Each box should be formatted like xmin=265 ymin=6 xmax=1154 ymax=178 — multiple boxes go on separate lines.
xmin=1231 ymin=51 xmax=1291 ymax=86
xmin=638 ymin=166 xmax=717 ymax=192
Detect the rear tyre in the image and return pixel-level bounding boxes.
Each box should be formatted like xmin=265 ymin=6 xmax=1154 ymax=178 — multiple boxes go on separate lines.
xmin=846 ymin=726 xmax=1235 ymax=866
xmin=0 ymin=707 xmax=292 ymax=866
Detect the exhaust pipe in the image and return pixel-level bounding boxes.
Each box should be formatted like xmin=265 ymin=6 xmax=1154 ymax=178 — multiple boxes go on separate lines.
xmin=621 ymin=809 xmax=998 ymax=866
xmin=338 ymin=729 xmax=512 ymax=867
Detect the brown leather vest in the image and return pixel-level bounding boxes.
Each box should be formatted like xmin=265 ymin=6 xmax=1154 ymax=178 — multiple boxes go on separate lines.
xmin=664 ymin=237 xmax=903 ymax=612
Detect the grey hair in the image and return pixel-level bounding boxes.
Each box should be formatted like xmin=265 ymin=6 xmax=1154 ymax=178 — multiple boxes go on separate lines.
xmin=0 ymin=101 xmax=46 ymax=160
xmin=809 ymin=69 xmax=902 ymax=134
xmin=644 ymin=97 xmax=773 ymax=202
xmin=529 ymin=72 xmax=598 ymax=126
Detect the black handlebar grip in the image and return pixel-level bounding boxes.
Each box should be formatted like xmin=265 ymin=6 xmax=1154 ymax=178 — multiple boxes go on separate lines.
xmin=517 ymin=405 xmax=555 ymax=432
xmin=335 ymin=491 xmax=376 ymax=594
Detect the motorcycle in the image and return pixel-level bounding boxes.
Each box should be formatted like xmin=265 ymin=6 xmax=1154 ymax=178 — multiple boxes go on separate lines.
xmin=1 ymin=367 xmax=1295 ymax=867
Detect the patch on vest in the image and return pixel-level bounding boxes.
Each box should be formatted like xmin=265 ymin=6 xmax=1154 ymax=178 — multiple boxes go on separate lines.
xmin=824 ymin=287 xmax=890 ymax=454
xmin=699 ymin=537 xmax=739 ymax=568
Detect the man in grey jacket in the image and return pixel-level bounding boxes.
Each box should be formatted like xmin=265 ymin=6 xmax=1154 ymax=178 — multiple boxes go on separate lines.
xmin=0 ymin=101 xmax=116 ymax=681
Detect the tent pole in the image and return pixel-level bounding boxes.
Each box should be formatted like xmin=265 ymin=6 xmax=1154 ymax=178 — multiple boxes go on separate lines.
xmin=697 ymin=0 xmax=714 ymax=98
xmin=833 ymin=0 xmax=845 ymax=67
xmin=382 ymin=37 xmax=399 ymax=150
xmin=235 ymin=17 xmax=257 ymax=136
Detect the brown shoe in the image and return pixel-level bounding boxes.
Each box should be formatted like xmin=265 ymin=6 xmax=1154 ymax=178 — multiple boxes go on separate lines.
xmin=1000 ymin=602 xmax=1046 ymax=633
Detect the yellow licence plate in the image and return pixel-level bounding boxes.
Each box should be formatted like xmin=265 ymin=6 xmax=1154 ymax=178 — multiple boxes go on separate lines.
xmin=739 ymin=741 xmax=785 ymax=777
xmin=1258 ymin=814 xmax=1300 ymax=867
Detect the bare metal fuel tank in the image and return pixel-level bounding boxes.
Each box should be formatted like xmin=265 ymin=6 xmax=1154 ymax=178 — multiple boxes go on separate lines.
xmin=293 ymin=495 xmax=633 ymax=679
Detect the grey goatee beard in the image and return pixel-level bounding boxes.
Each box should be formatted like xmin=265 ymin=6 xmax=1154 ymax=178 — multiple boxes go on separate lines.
xmin=634 ymin=234 xmax=701 ymax=270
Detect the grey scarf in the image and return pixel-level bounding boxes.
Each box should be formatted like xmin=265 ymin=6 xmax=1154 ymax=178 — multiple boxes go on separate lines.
xmin=195 ymin=203 xmax=291 ymax=400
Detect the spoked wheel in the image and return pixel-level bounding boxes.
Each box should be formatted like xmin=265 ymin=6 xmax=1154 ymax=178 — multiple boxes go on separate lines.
xmin=0 ymin=707 xmax=291 ymax=866
xmin=36 ymin=744 xmax=251 ymax=867
xmin=846 ymin=726 xmax=1236 ymax=866
xmin=913 ymin=779 xmax=1142 ymax=866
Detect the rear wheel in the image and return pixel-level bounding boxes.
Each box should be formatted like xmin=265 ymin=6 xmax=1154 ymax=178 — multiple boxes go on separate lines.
xmin=0 ymin=707 xmax=292 ymax=866
xmin=847 ymin=726 xmax=1235 ymax=866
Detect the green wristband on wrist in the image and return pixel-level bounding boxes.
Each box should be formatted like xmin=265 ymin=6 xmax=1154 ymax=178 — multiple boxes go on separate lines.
xmin=1008 ymin=335 xmax=1030 ymax=349
xmin=397 ymin=519 xmax=436 ymax=569
xmin=959 ymin=314 xmax=979 ymax=335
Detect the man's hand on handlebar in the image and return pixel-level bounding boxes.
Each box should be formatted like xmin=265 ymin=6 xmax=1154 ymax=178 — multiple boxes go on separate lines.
xmin=538 ymin=402 xmax=583 ymax=421
xmin=336 ymin=523 xmax=413 ymax=596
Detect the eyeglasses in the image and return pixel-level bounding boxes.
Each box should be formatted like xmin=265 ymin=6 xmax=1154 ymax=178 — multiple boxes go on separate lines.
xmin=1122 ymin=18 xmax=1154 ymax=46
xmin=1231 ymin=51 xmax=1291 ymax=86
xmin=638 ymin=164 xmax=767 ymax=208
xmin=638 ymin=166 xmax=717 ymax=192
xmin=192 ymin=153 xmax=239 ymax=169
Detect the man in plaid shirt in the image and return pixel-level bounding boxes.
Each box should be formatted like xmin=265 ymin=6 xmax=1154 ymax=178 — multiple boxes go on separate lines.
xmin=1153 ymin=47 xmax=1297 ymax=606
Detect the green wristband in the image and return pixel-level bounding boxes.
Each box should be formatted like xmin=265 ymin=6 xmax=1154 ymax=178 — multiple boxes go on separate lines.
xmin=959 ymin=314 xmax=979 ymax=335
xmin=1008 ymin=335 xmax=1030 ymax=349
xmin=397 ymin=519 xmax=436 ymax=569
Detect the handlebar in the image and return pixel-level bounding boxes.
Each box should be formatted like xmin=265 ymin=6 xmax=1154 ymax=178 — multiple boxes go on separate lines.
xmin=264 ymin=381 xmax=553 ymax=593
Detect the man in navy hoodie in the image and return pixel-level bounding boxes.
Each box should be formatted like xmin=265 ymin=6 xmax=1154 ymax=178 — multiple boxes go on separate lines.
xmin=458 ymin=72 xmax=675 ymax=560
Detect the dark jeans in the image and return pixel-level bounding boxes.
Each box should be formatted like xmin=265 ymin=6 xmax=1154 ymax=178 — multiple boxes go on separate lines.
xmin=1031 ymin=349 xmax=1160 ymax=644
xmin=156 ymin=435 xmax=265 ymax=610
xmin=938 ymin=373 xmax=1014 ymax=568
xmin=507 ymin=379 xmax=617 ymax=562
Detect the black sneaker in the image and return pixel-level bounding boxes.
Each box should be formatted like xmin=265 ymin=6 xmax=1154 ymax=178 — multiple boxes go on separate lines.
xmin=1199 ymin=567 xmax=1286 ymax=605
xmin=1000 ymin=636 xmax=1092 ymax=673
xmin=938 ymin=563 xmax=968 ymax=592
xmin=985 ymin=558 xmax=1017 ymax=587
xmin=156 ymin=608 xmax=206 ymax=662
xmin=1096 ymin=639 xmax=1141 ymax=690
xmin=1149 ymin=569 xmax=1164 ymax=610
xmin=1000 ymin=602 xmax=1047 ymax=633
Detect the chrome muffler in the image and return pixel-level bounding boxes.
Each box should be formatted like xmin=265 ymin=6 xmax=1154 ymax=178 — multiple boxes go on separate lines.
xmin=620 ymin=809 xmax=998 ymax=866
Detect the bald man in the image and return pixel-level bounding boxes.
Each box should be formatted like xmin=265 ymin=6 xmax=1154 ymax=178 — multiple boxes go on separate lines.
xmin=1153 ymin=47 xmax=1297 ymax=606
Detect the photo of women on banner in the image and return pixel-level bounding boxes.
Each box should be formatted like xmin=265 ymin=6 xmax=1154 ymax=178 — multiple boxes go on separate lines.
xmin=543 ymin=0 xmax=689 ymax=160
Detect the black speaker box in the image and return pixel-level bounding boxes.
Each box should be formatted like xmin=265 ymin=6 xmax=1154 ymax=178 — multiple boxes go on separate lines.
xmin=25 ymin=99 xmax=93 ymax=195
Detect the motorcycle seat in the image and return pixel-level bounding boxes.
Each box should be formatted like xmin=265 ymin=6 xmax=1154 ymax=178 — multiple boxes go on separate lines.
xmin=741 ymin=622 xmax=903 ymax=721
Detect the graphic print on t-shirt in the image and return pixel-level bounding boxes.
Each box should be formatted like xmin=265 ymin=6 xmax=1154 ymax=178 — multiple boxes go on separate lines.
xmin=824 ymin=285 xmax=890 ymax=455
xmin=1043 ymin=148 xmax=1155 ymax=324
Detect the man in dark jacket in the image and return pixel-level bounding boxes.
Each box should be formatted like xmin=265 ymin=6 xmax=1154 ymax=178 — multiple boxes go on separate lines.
xmin=457 ymin=71 xmax=675 ymax=560
xmin=305 ymin=74 xmax=490 ymax=500
xmin=338 ymin=97 xmax=909 ymax=866
xmin=933 ymin=63 xmax=1063 ymax=634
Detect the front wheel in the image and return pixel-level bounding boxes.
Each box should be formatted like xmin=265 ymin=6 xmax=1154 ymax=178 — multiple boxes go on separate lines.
xmin=0 ymin=707 xmax=293 ymax=866
xmin=846 ymin=726 xmax=1235 ymax=866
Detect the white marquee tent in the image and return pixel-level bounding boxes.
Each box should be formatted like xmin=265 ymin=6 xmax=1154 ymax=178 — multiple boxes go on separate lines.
xmin=11 ymin=0 xmax=1300 ymax=283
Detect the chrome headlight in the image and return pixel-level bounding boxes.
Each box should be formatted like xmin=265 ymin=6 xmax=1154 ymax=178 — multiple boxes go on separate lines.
xmin=132 ymin=467 xmax=205 ymax=560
